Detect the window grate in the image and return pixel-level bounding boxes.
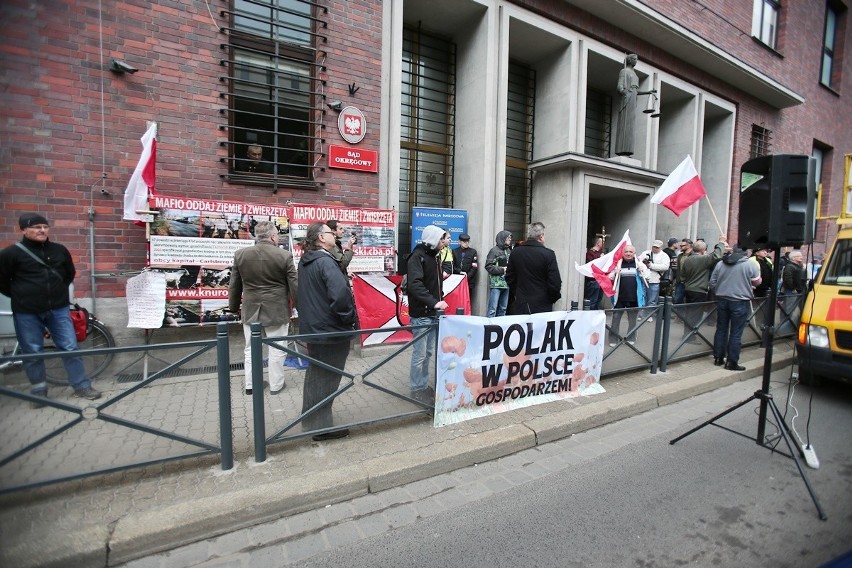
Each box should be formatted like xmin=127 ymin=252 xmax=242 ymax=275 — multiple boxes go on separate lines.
xmin=219 ymin=0 xmax=328 ymax=188
xmin=398 ymin=26 xmax=456 ymax=256
xmin=584 ymin=88 xmax=612 ymax=159
xmin=504 ymin=61 xmax=535 ymax=241
xmin=750 ymin=124 xmax=773 ymax=159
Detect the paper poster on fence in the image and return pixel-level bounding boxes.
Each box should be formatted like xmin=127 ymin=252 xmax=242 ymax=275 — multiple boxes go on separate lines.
xmin=125 ymin=271 xmax=167 ymax=328
xmin=434 ymin=311 xmax=607 ymax=427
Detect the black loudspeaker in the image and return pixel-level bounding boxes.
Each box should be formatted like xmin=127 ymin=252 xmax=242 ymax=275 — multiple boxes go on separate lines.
xmin=738 ymin=154 xmax=815 ymax=249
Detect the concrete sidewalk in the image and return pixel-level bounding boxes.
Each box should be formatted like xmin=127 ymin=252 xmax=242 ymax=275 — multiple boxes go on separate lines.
xmin=0 ymin=342 xmax=795 ymax=568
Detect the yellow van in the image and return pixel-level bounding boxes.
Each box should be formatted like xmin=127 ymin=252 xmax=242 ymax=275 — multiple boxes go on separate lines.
xmin=796 ymin=222 xmax=852 ymax=383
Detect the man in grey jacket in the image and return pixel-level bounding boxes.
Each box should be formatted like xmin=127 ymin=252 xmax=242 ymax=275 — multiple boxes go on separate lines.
xmin=229 ymin=221 xmax=298 ymax=394
xmin=709 ymin=247 xmax=761 ymax=371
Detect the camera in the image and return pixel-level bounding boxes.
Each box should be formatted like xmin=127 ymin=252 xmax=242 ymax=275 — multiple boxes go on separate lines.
xmin=351 ymin=232 xmax=357 ymax=245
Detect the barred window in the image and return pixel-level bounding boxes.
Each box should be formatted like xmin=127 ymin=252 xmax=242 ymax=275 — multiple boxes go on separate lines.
xmin=398 ymin=27 xmax=456 ymax=254
xmin=750 ymin=124 xmax=772 ymax=159
xmin=504 ymin=61 xmax=535 ymax=241
xmin=220 ymin=0 xmax=327 ymax=187
xmin=584 ymin=87 xmax=612 ymax=159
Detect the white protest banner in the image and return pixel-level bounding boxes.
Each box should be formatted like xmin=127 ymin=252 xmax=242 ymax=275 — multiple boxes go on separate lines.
xmin=126 ymin=271 xmax=167 ymax=328
xmin=434 ymin=310 xmax=606 ymax=427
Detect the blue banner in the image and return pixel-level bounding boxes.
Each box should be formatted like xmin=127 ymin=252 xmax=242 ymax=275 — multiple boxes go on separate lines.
xmin=411 ymin=207 xmax=468 ymax=250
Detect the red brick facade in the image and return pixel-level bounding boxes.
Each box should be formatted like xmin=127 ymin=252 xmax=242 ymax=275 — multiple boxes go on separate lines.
xmin=0 ymin=0 xmax=385 ymax=297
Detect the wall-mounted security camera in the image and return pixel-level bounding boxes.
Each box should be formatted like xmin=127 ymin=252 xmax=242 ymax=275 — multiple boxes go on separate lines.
xmin=327 ymin=100 xmax=343 ymax=112
xmin=109 ymin=59 xmax=138 ymax=75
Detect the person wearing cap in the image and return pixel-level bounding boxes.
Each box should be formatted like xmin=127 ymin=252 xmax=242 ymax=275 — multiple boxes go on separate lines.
xmin=661 ymin=237 xmax=679 ymax=296
xmin=407 ymin=225 xmax=449 ymax=404
xmin=452 ymin=233 xmax=478 ymax=304
xmin=584 ymin=237 xmax=604 ymax=310
xmin=637 ymin=240 xmax=671 ymax=320
xmin=0 ymin=213 xmax=102 ymax=404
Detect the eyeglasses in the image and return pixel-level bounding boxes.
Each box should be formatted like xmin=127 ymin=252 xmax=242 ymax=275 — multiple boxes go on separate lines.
xmin=321 ymin=231 xmax=334 ymax=235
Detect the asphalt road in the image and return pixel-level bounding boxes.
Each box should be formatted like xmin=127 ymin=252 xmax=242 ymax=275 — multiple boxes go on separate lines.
xmin=297 ymin=372 xmax=852 ymax=568
xmin=126 ymin=370 xmax=852 ymax=567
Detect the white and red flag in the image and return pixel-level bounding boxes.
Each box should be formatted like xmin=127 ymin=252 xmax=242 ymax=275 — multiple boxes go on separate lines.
xmin=651 ymin=155 xmax=707 ymax=217
xmin=575 ymin=230 xmax=631 ymax=297
xmin=123 ymin=121 xmax=158 ymax=222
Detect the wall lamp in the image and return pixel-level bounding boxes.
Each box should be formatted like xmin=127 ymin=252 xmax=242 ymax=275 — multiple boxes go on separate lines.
xmin=110 ymin=59 xmax=139 ymax=74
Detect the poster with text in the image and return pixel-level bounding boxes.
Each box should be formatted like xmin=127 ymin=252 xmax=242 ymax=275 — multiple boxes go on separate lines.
xmin=147 ymin=195 xmax=289 ymax=327
xmin=433 ymin=311 xmax=606 ymax=427
xmin=288 ymin=203 xmax=396 ymax=272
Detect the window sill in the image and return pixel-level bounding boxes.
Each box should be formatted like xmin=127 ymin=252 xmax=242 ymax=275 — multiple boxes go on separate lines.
xmin=818 ymin=82 xmax=841 ymax=97
xmin=750 ymin=36 xmax=784 ymax=58
xmin=222 ymin=174 xmax=323 ymax=190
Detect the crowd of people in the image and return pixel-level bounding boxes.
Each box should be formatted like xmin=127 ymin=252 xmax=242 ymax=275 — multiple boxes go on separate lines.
xmin=3 ymin=209 xmax=818 ymax=442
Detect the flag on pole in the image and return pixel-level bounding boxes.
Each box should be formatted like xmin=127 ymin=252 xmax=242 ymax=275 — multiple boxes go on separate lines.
xmin=123 ymin=122 xmax=158 ymax=222
xmin=575 ymin=230 xmax=631 ymax=297
xmin=651 ymin=155 xmax=707 ymax=217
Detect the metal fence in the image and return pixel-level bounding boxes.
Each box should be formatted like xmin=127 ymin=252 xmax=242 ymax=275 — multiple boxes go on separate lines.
xmin=0 ymin=296 xmax=801 ymax=491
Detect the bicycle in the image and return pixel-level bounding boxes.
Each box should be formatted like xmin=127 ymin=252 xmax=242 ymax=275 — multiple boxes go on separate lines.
xmin=0 ymin=302 xmax=115 ymax=385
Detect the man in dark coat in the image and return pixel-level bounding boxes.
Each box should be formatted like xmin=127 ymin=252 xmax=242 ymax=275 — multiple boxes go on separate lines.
xmin=0 ymin=213 xmax=101 ymax=404
xmin=505 ymin=222 xmax=562 ymax=315
xmin=451 ymin=233 xmax=478 ymax=304
xmin=229 ymin=220 xmax=297 ymax=395
xmin=297 ymin=222 xmax=357 ymax=440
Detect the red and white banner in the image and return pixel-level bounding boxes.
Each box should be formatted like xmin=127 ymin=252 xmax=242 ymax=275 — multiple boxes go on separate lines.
xmin=352 ymin=274 xmax=470 ymax=346
xmin=433 ymin=311 xmax=607 ymax=427
xmin=651 ymin=155 xmax=707 ymax=217
xmin=575 ymin=230 xmax=631 ymax=297
xmin=123 ymin=122 xmax=158 ymax=222
xmin=289 ymin=203 xmax=396 ymax=272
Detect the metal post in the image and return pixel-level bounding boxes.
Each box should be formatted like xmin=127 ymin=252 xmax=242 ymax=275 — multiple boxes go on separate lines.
xmin=250 ymin=322 xmax=266 ymax=463
xmin=650 ymin=301 xmax=664 ymax=374
xmin=570 ymin=300 xmax=578 ymax=311
xmin=659 ymin=296 xmax=672 ymax=372
xmin=583 ymin=299 xmax=591 ymax=310
xmin=216 ymin=322 xmax=233 ymax=470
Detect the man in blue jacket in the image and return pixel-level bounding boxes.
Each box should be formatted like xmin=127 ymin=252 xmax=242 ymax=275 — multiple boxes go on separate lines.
xmin=0 ymin=213 xmax=101 ymax=405
xmin=297 ymin=222 xmax=357 ymax=440
xmin=407 ymin=225 xmax=449 ymax=403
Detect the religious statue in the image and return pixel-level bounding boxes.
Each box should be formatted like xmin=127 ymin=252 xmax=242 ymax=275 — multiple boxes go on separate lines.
xmin=614 ymin=54 xmax=655 ymax=158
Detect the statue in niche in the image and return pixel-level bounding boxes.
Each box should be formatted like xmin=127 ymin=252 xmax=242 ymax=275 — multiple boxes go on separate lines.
xmin=614 ymin=53 xmax=654 ymax=157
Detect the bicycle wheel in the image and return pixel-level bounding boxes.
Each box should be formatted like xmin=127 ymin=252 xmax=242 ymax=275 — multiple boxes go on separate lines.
xmin=45 ymin=320 xmax=115 ymax=385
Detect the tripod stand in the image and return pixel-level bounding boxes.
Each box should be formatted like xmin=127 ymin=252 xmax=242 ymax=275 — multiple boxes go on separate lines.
xmin=669 ymin=246 xmax=827 ymax=520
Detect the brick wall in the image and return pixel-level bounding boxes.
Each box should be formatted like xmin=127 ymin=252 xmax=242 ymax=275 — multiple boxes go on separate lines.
xmin=0 ymin=0 xmax=385 ymax=297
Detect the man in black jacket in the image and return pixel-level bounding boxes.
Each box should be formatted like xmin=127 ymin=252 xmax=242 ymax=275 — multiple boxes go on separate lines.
xmin=0 ymin=213 xmax=101 ymax=404
xmin=297 ymin=222 xmax=357 ymax=440
xmin=407 ymin=224 xmax=449 ymax=403
xmin=505 ymin=222 xmax=562 ymax=314
xmin=452 ymin=233 xmax=478 ymax=304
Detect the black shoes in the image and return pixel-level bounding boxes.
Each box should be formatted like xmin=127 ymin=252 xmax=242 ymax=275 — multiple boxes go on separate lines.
xmin=31 ymin=389 xmax=47 ymax=409
xmin=73 ymin=387 xmax=102 ymax=400
xmin=245 ymin=388 xmax=252 ymax=395
xmin=312 ymin=429 xmax=350 ymax=442
xmin=725 ymin=362 xmax=746 ymax=371
xmin=713 ymin=357 xmax=726 ymax=366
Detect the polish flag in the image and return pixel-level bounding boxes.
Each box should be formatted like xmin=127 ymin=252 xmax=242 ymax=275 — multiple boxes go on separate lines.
xmin=123 ymin=122 xmax=158 ymax=223
xmin=651 ymin=155 xmax=707 ymax=217
xmin=575 ymin=230 xmax=631 ymax=298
